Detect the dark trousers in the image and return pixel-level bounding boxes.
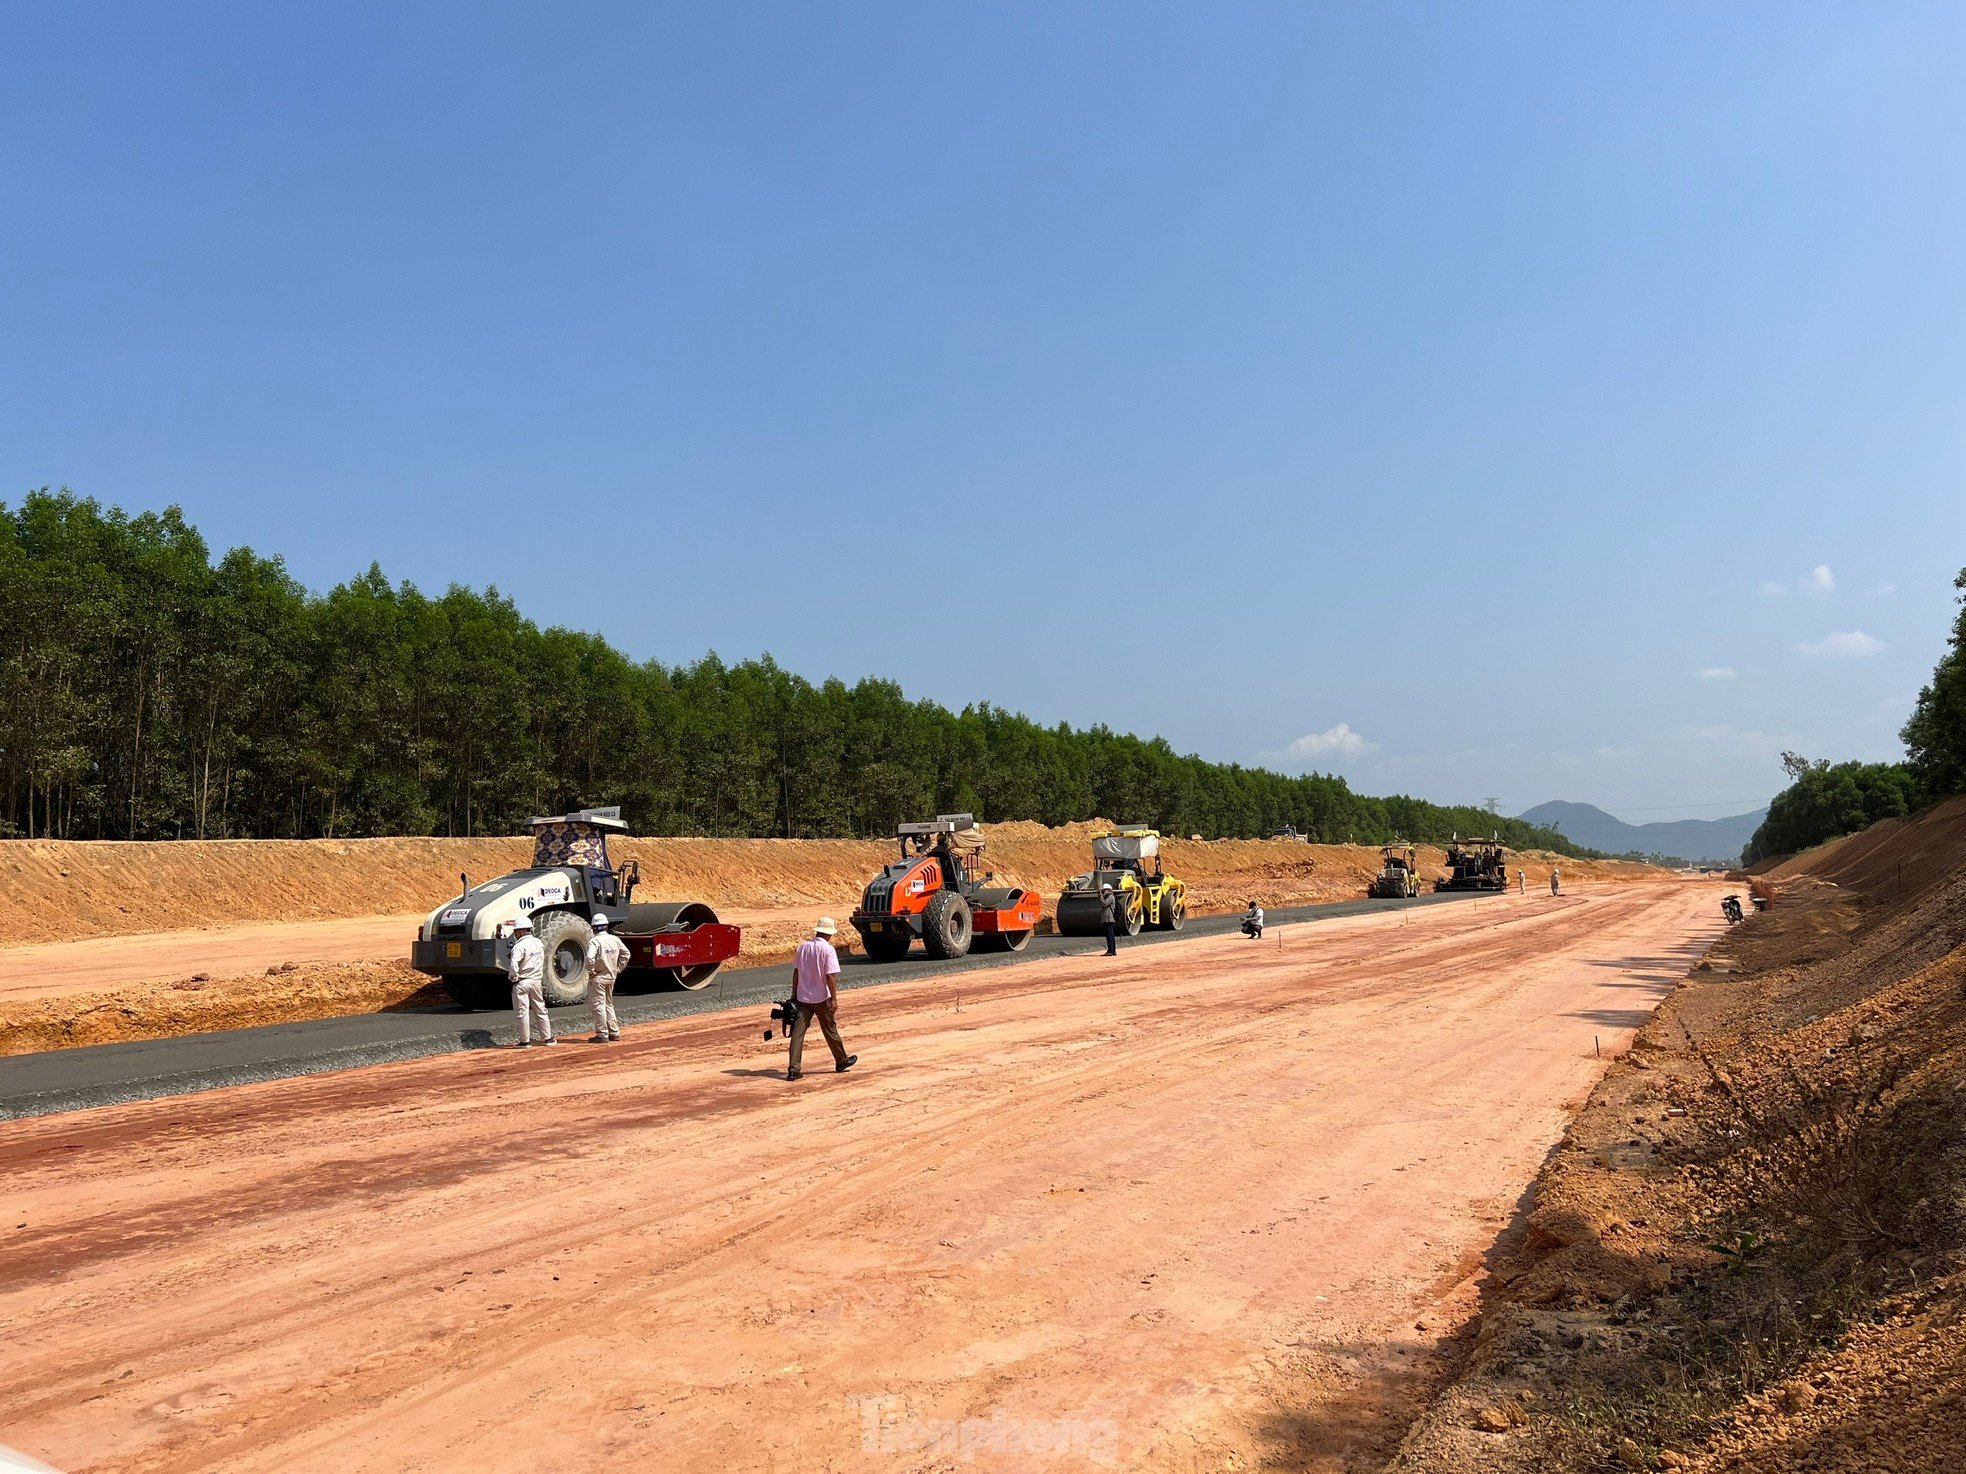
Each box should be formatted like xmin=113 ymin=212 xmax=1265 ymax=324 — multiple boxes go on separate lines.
xmin=1104 ymin=921 xmax=1117 ymax=956
xmin=789 ymin=999 xmax=848 ymax=1073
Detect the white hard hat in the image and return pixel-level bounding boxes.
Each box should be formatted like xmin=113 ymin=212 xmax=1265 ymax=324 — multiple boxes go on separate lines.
xmin=815 ymin=917 xmax=838 ymax=936
xmin=511 ymin=915 xmax=533 ymax=931
xmin=592 ymin=912 xmax=610 ymax=928
xmin=1100 ymin=882 xmax=1114 ymax=892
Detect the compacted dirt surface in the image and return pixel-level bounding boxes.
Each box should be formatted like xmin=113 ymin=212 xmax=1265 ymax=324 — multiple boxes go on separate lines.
xmin=0 ymin=879 xmax=1718 ymax=1474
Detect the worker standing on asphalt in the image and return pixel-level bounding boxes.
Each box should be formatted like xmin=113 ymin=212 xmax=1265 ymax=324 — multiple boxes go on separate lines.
xmin=1550 ymin=866 xmax=1562 ymax=896
xmin=1241 ymin=899 xmax=1265 ymax=939
xmin=787 ymin=917 xmax=857 ymax=1081
xmin=585 ymin=912 xmax=629 ymax=1043
xmin=507 ymin=914 xmax=553 ymax=1048
xmin=1100 ymin=883 xmax=1121 ymax=956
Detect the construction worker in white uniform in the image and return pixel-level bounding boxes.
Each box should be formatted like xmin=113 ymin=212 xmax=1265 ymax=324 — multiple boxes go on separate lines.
xmin=585 ymin=912 xmax=630 ymax=1043
xmin=507 ymin=914 xmax=553 ymax=1047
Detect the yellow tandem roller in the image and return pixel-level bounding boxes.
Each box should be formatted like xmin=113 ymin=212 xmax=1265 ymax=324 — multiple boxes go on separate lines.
xmin=1054 ymin=826 xmax=1187 ymax=936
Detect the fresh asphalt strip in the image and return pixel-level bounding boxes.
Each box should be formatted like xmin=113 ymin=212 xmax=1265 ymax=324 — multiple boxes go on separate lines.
xmin=0 ymin=891 xmax=1485 ymax=1120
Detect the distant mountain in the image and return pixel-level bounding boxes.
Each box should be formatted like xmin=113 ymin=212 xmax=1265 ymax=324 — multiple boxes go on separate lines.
xmin=1516 ymin=800 xmax=1767 ymax=865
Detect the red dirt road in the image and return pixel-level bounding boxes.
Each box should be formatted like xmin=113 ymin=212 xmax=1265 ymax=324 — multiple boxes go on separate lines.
xmin=0 ymin=881 xmax=1720 ymax=1473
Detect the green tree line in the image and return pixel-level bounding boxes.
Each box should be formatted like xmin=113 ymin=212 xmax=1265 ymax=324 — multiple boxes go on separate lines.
xmin=1742 ymin=566 xmax=1966 ymax=864
xmin=2 ymin=489 xmax=1584 ymax=851
xmin=1740 ymin=757 xmax=1924 ymax=866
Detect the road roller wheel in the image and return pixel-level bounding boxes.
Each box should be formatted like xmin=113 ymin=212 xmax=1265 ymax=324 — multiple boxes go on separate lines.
xmin=533 ymin=910 xmax=595 ymax=1006
xmin=619 ymin=901 xmax=729 ymax=990
xmin=660 ymin=963 xmax=721 ymax=991
xmin=862 ymin=930 xmax=913 ymax=963
xmin=444 ymin=977 xmax=510 ymax=1011
xmin=921 ymin=890 xmax=973 ymax=959
xmin=1160 ymin=891 xmax=1185 ymax=931
xmin=1053 ymin=893 xmax=1105 ymax=936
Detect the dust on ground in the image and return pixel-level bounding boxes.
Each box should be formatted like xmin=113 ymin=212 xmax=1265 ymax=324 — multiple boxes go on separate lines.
xmin=1390 ymin=795 xmax=1966 ymax=1474
xmin=0 ymin=826 xmax=1657 ymax=1054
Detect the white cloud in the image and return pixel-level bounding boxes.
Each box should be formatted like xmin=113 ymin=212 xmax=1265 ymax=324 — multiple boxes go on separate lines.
xmin=1797 ymin=630 xmax=1884 ymax=659
xmin=1696 ymin=666 xmax=1738 ymax=681
xmin=1686 ymin=724 xmax=1734 ymax=741
xmin=1283 ymin=723 xmax=1376 ymax=761
xmin=1808 ymin=564 xmax=1835 ymax=595
xmin=1758 ymin=581 xmax=1785 ymax=597
xmin=1592 ymin=745 xmax=1639 ymax=760
xmin=1873 ymin=581 xmax=1897 ymax=597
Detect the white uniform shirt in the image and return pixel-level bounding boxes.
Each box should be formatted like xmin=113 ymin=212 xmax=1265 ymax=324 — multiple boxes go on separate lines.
xmin=508 ymin=933 xmax=545 ymax=986
xmin=586 ymin=931 xmax=630 ymax=982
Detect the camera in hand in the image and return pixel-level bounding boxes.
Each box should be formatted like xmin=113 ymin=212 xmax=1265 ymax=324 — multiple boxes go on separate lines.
xmin=763 ymin=995 xmax=799 ymax=1040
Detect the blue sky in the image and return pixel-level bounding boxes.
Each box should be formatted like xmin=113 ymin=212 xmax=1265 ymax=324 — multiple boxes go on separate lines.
xmin=5 ymin=2 xmax=1963 ymax=820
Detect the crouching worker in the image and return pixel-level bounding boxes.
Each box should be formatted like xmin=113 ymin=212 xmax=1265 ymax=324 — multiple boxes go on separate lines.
xmin=1241 ymin=899 xmax=1265 ymax=939
xmin=788 ymin=917 xmax=857 ymax=1082
xmin=586 ymin=912 xmax=629 ymax=1042
xmin=507 ymin=914 xmax=553 ymax=1047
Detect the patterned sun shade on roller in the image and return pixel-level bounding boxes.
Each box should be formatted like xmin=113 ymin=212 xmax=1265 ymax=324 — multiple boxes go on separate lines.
xmin=1092 ymin=832 xmax=1157 ymax=862
xmin=531 ymin=822 xmax=613 ymax=869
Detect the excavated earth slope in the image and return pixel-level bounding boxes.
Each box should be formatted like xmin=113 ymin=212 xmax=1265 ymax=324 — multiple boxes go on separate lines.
xmin=1391 ymin=795 xmax=1966 ymax=1474
xmin=1764 ymin=794 xmax=1966 ymax=907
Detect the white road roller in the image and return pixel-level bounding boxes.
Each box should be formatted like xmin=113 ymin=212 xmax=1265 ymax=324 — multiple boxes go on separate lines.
xmin=410 ymin=807 xmax=742 ymax=1009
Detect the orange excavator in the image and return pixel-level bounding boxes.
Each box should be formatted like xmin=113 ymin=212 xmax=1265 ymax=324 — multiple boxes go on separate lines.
xmin=849 ymin=814 xmax=1043 ymax=961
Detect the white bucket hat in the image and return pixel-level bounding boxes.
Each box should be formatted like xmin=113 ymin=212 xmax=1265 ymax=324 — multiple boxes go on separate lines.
xmin=814 ymin=917 xmax=838 ymax=936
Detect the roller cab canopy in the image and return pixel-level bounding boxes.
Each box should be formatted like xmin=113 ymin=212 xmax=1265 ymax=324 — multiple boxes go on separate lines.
xmin=1091 ymin=827 xmax=1160 ymax=863
xmin=528 ymin=806 xmax=630 ymax=869
xmin=897 ymin=814 xmax=985 ymax=857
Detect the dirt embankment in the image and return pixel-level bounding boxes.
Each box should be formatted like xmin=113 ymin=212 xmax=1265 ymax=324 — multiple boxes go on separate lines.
xmin=1762 ymin=794 xmax=1966 ymax=906
xmin=0 ymin=828 xmax=1655 ymax=1056
xmin=1393 ymin=796 xmax=1966 ymax=1473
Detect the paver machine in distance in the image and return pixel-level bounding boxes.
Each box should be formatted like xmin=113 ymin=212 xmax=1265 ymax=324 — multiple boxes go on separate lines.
xmin=1055 ymin=826 xmax=1187 ymax=938
xmin=410 ymin=806 xmax=743 ymax=1008
xmin=1435 ymin=836 xmax=1509 ymax=893
xmin=850 ymin=814 xmax=1043 ymax=961
xmin=1368 ymin=842 xmax=1422 ymax=899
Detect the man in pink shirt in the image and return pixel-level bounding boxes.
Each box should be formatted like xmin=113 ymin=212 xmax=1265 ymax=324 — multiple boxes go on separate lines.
xmin=787 ymin=917 xmax=858 ymax=1081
